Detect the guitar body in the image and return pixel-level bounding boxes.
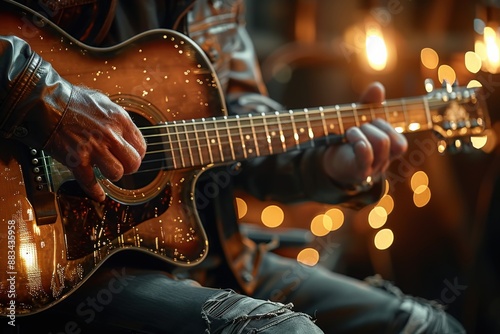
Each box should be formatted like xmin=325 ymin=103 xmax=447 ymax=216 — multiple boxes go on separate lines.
xmin=0 ymin=0 xmax=490 ymax=318
xmin=0 ymin=2 xmax=223 ymax=315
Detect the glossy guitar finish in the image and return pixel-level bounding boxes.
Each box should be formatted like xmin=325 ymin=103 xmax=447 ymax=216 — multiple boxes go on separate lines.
xmin=0 ymin=1 xmax=218 ymax=315
xmin=0 ymin=1 xmax=490 ymax=316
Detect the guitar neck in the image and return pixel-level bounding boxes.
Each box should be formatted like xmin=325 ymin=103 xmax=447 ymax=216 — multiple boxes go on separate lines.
xmin=45 ymin=86 xmax=485 ymax=178
xmin=158 ymin=94 xmax=441 ymax=170
xmin=156 ymin=96 xmax=446 ymax=169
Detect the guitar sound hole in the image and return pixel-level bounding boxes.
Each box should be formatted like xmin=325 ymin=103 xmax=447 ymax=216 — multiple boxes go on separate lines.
xmin=113 ymin=112 xmax=165 ymax=190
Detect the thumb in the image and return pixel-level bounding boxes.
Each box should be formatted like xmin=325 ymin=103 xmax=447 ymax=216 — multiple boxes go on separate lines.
xmin=360 ymin=82 xmax=385 ymax=104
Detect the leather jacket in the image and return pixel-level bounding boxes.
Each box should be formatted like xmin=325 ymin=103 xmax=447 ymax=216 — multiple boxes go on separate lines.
xmin=0 ymin=0 xmax=383 ymax=294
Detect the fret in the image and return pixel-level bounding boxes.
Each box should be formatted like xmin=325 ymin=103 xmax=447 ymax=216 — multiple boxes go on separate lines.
xmin=336 ymin=105 xmax=344 ymax=135
xmin=201 ymin=118 xmax=214 ymax=163
xmin=404 ymin=98 xmax=431 ymax=132
xmin=191 ymin=119 xmax=205 ymax=166
xmin=238 ymin=115 xmax=258 ymax=158
xmin=266 ymin=112 xmax=287 ymax=155
xmin=304 ymin=109 xmax=315 ymax=148
xmin=276 ymin=111 xmax=288 ymax=153
xmin=181 ymin=120 xmax=196 ymax=167
xmin=292 ymin=109 xmax=315 ymax=149
xmin=289 ymin=110 xmax=300 ymax=149
xmin=247 ymin=113 xmax=261 ymax=157
xmin=226 ymin=116 xmax=244 ymax=160
xmin=319 ymin=107 xmax=328 ymax=135
xmin=369 ymin=105 xmax=376 ymax=121
xmin=384 ymin=102 xmax=406 ymax=133
xmin=173 ymin=121 xmax=186 ymax=168
xmin=339 ymin=105 xmax=358 ymax=130
xmin=352 ymin=103 xmax=360 ymax=127
xmin=194 ymin=119 xmax=213 ymax=165
xmin=212 ymin=117 xmax=225 ymax=162
xmin=235 ymin=115 xmax=248 ymax=159
xmin=357 ymin=106 xmax=372 ymax=124
xmin=321 ymin=106 xmax=341 ymax=137
xmin=248 ymin=113 xmax=272 ymax=156
xmin=319 ymin=107 xmax=329 ymax=144
xmin=164 ymin=122 xmax=179 ymax=169
xmin=382 ymin=102 xmax=390 ymax=123
xmin=261 ymin=113 xmax=273 ymax=155
xmin=223 ymin=116 xmax=236 ymax=161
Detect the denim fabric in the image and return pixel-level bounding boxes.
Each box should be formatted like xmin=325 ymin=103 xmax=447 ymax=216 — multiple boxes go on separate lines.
xmin=2 ymin=251 xmax=465 ymax=333
xmin=253 ymin=252 xmax=465 ymax=334
xmin=202 ymin=289 xmax=323 ymax=333
xmin=4 ymin=264 xmax=323 ymax=333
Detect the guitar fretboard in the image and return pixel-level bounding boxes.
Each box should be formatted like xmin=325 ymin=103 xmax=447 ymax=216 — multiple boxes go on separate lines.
xmin=152 ymin=95 xmax=436 ymax=170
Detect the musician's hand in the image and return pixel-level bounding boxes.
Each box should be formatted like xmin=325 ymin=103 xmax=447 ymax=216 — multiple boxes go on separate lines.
xmin=44 ymin=86 xmax=147 ymax=202
xmin=322 ymin=82 xmax=407 ymax=190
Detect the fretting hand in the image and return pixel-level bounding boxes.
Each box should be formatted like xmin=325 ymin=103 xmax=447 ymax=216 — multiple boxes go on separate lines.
xmin=322 ymin=82 xmax=408 ymax=190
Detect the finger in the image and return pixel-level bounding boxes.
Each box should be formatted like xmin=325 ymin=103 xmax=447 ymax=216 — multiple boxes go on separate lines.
xmin=371 ymin=118 xmax=408 ymax=157
xmin=71 ymin=166 xmax=106 ymax=202
xmin=345 ymin=127 xmax=374 ymax=178
xmin=359 ymin=123 xmax=391 ymax=175
xmin=359 ymin=82 xmax=385 ymax=104
xmin=109 ymin=134 xmax=143 ymax=175
xmin=118 ymin=111 xmax=147 ymax=159
xmin=91 ymin=129 xmax=142 ymax=178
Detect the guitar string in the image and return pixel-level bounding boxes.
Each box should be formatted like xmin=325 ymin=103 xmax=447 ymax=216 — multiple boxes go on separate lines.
xmin=34 ymin=96 xmax=479 ymax=181
xmin=37 ymin=96 xmax=470 ymax=169
xmin=35 ymin=105 xmax=416 ymax=176
xmin=138 ymin=96 xmax=466 ymax=139
xmin=133 ymin=97 xmax=461 ymax=158
xmin=33 ymin=106 xmax=392 ymax=183
xmin=35 ymin=97 xmax=475 ymax=170
xmin=35 ymin=99 xmax=477 ymax=180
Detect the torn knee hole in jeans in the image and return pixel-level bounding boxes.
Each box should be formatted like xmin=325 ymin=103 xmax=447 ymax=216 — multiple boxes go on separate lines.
xmin=201 ymin=289 xmax=304 ymax=333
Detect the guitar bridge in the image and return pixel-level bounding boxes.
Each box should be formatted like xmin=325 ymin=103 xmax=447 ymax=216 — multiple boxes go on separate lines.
xmin=24 ymin=148 xmax=57 ymax=225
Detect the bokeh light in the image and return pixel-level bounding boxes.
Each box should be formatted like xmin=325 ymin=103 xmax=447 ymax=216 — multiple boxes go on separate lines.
xmin=235 ymin=197 xmax=248 ymax=219
xmin=325 ymin=208 xmax=345 ymax=231
xmin=374 ymin=229 xmax=394 ymax=250
xmin=297 ymin=248 xmax=320 ymax=266
xmin=261 ymin=205 xmax=284 ymax=228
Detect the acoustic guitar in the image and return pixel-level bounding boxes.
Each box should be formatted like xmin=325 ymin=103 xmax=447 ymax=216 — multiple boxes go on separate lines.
xmin=0 ymin=0 xmax=490 ymax=316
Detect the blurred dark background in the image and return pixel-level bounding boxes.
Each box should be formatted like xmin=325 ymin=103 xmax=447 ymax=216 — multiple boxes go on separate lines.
xmin=238 ymin=1 xmax=500 ymax=333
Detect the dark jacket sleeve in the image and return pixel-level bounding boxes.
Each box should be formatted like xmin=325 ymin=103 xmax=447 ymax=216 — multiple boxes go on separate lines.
xmin=0 ymin=35 xmax=72 ymax=148
xmin=226 ymin=5 xmax=383 ymax=209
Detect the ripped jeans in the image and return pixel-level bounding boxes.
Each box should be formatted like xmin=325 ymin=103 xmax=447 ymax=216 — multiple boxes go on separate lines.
xmin=4 ymin=263 xmax=323 ymax=333
xmin=4 ymin=252 xmax=465 ymax=333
